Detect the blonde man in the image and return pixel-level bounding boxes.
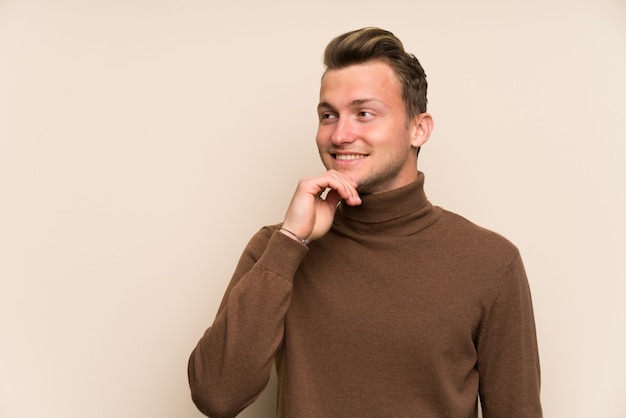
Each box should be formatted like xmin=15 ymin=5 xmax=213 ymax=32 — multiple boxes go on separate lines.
xmin=189 ymin=27 xmax=542 ymax=418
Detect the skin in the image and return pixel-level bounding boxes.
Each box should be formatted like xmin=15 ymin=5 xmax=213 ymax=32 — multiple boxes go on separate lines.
xmin=281 ymin=61 xmax=434 ymax=243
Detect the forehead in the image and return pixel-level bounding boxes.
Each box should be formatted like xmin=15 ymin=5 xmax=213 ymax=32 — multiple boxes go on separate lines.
xmin=319 ymin=61 xmax=403 ymax=106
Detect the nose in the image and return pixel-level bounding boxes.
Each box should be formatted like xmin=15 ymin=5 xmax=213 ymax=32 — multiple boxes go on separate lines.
xmin=330 ymin=117 xmax=357 ymax=145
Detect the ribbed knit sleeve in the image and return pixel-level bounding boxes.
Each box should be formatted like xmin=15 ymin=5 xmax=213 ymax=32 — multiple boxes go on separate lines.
xmin=188 ymin=227 xmax=308 ymax=418
xmin=476 ymin=251 xmax=543 ymax=417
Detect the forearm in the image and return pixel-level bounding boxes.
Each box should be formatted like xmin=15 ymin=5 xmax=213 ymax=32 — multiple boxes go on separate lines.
xmin=188 ymin=229 xmax=308 ymax=417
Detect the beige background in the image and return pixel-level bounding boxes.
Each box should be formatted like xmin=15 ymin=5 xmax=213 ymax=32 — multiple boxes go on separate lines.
xmin=1 ymin=0 xmax=625 ymax=417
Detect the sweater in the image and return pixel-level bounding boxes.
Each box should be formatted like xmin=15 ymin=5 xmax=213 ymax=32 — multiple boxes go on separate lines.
xmin=188 ymin=172 xmax=542 ymax=418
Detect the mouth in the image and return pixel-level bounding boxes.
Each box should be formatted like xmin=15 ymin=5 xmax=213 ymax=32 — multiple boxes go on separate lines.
xmin=333 ymin=153 xmax=368 ymax=161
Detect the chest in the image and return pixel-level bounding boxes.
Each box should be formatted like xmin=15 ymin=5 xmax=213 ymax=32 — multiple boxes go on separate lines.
xmin=288 ymin=235 xmax=494 ymax=357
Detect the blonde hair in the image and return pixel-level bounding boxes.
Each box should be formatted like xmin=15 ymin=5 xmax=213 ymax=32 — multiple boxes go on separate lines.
xmin=323 ymin=27 xmax=428 ymax=121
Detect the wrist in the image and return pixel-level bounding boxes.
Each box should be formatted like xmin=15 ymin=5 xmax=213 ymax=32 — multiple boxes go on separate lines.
xmin=279 ymin=227 xmax=309 ymax=245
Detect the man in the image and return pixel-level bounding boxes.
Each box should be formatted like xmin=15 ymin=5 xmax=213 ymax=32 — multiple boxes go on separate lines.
xmin=189 ymin=27 xmax=542 ymax=417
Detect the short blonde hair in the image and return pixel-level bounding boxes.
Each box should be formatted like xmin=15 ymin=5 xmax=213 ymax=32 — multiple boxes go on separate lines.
xmin=323 ymin=27 xmax=428 ymax=121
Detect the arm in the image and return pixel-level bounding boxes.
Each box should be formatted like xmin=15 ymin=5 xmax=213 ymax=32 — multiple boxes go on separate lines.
xmin=477 ymin=252 xmax=542 ymax=417
xmin=188 ymin=228 xmax=307 ymax=418
xmin=188 ymin=170 xmax=361 ymax=417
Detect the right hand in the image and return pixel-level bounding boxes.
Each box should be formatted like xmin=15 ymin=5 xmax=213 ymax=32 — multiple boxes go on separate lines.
xmin=281 ymin=170 xmax=362 ymax=243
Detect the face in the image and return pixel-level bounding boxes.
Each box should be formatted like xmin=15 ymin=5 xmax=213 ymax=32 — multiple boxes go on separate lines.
xmin=316 ymin=61 xmax=431 ymax=194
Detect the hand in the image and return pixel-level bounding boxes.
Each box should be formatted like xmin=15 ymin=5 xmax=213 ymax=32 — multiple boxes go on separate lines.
xmin=281 ymin=170 xmax=362 ymax=243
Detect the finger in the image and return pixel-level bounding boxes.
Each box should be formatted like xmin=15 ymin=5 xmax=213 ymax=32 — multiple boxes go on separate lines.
xmin=326 ymin=171 xmax=361 ymax=205
xmin=295 ymin=171 xmax=360 ymax=206
xmin=326 ymin=169 xmax=358 ymax=188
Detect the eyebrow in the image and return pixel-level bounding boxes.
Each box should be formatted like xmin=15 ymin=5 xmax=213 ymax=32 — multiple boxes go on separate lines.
xmin=317 ymin=98 xmax=383 ymax=112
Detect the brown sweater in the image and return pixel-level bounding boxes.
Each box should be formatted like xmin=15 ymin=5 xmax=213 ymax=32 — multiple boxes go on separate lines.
xmin=188 ymin=172 xmax=542 ymax=417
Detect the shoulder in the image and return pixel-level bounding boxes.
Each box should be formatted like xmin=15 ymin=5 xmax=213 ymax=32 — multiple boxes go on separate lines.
xmin=437 ymin=208 xmax=517 ymax=247
xmin=434 ymin=207 xmax=521 ymax=266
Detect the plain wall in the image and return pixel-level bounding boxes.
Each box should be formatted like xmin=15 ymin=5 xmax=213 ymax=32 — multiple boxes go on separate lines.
xmin=1 ymin=0 xmax=625 ymax=417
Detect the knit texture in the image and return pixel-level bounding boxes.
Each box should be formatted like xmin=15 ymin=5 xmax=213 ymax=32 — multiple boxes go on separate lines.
xmin=189 ymin=172 xmax=542 ymax=418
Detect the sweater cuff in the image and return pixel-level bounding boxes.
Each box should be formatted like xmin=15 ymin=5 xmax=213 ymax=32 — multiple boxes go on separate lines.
xmin=256 ymin=229 xmax=308 ymax=281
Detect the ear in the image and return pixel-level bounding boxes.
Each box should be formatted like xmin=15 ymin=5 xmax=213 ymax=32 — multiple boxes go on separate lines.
xmin=409 ymin=112 xmax=434 ymax=148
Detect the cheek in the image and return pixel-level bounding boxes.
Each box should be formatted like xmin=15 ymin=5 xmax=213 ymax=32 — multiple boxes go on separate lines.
xmin=315 ymin=134 xmax=323 ymax=150
xmin=315 ymin=126 xmax=329 ymax=147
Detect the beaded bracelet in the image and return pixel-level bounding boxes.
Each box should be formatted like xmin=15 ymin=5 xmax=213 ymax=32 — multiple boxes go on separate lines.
xmin=279 ymin=227 xmax=309 ymax=245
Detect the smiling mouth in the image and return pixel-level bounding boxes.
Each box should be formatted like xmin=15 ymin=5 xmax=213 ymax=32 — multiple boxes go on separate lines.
xmin=334 ymin=154 xmax=367 ymax=161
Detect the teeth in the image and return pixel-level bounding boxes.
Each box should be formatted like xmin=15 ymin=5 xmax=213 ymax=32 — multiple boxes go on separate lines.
xmin=335 ymin=154 xmax=366 ymax=161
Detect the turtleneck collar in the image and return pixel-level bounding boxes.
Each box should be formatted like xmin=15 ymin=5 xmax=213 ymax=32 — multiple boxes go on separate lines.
xmin=335 ymin=171 xmax=441 ymax=235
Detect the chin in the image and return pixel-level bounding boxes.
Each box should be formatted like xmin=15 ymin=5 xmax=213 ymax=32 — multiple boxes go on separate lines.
xmin=354 ymin=178 xmax=377 ymax=194
xmin=355 ymin=174 xmax=399 ymax=195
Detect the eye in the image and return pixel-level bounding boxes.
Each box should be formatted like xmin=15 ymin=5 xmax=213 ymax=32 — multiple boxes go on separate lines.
xmin=319 ymin=112 xmax=337 ymax=123
xmin=357 ymin=110 xmax=374 ymax=119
